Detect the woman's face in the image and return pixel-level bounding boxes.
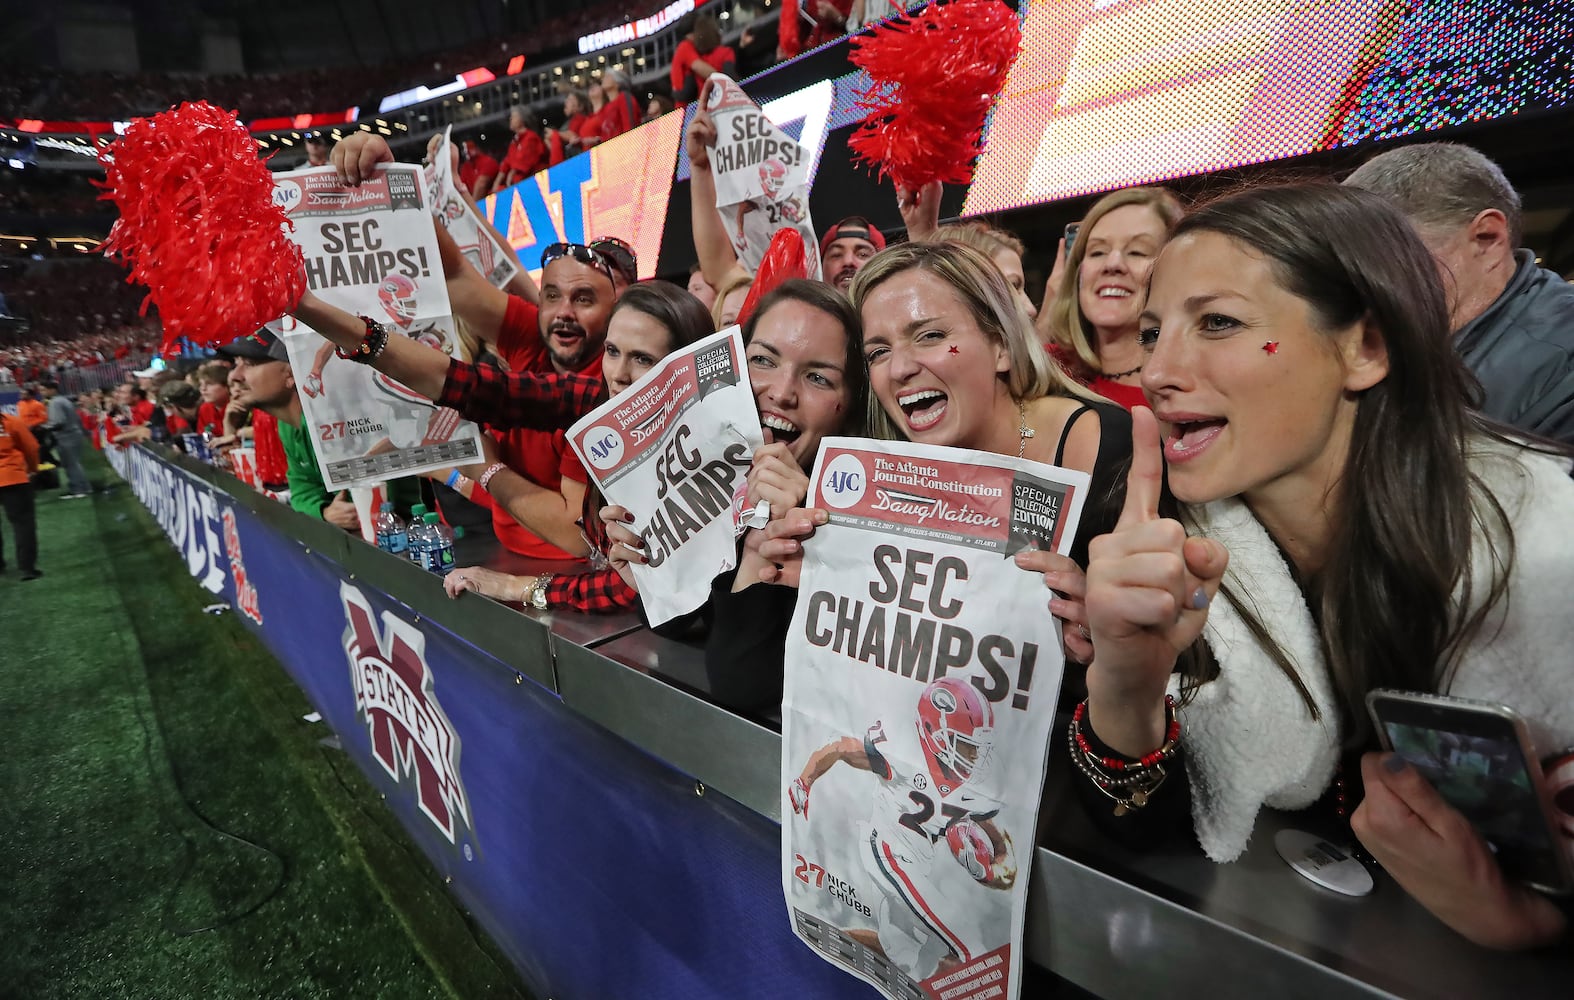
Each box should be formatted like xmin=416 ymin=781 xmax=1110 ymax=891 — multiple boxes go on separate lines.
xmin=746 ymin=299 xmax=853 ymax=469
xmin=602 ymin=308 xmax=675 ymax=398
xmin=1139 ymin=230 xmax=1388 ymax=506
xmin=991 ymin=247 xmax=1037 ymax=321
xmin=1078 ymin=204 xmax=1168 ymax=336
xmin=717 ymin=284 xmax=749 ymax=329
xmin=861 ymin=269 xmax=1010 ymax=448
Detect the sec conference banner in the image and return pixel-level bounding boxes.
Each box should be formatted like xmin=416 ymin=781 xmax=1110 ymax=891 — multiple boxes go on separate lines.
xmin=108 ymin=445 xmax=884 ymax=1000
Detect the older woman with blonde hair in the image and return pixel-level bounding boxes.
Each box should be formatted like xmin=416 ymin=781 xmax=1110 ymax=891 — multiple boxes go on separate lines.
xmin=1044 ymin=186 xmax=1183 ymax=410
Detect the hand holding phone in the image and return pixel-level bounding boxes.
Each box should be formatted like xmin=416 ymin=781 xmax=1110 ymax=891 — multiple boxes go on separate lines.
xmin=1366 ymin=689 xmax=1572 ymax=894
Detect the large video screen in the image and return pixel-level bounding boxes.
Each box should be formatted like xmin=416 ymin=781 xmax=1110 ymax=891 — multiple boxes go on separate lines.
xmin=964 ymin=0 xmax=1574 ymax=215
xmin=478 ymin=109 xmax=687 ymax=282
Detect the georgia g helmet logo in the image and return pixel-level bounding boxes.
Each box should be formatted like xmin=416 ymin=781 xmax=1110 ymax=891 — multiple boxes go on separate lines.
xmin=759 ymin=159 xmax=787 ymax=201
xmin=917 ymin=677 xmax=994 ymax=788
xmin=378 ymin=274 xmax=419 ymax=328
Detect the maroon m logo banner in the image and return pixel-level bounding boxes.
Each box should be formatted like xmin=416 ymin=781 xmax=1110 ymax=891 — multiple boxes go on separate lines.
xmin=341 ymin=582 xmax=472 ymax=843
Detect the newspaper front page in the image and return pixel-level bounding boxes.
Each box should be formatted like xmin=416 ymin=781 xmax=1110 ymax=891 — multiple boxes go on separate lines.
xmin=567 ymin=327 xmax=763 ymax=624
xmin=272 ymin=163 xmax=484 ymax=489
xmin=781 ymin=437 xmax=1088 ymax=1000
xmin=424 ymin=126 xmax=522 ymax=289
xmin=705 ymin=74 xmax=822 ymax=280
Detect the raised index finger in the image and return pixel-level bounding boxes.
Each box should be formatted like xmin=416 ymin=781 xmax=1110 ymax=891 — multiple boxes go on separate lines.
xmin=1118 ymin=406 xmax=1164 ymax=527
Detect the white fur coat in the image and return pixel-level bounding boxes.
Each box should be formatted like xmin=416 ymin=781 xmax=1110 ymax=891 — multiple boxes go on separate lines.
xmin=1170 ymin=442 xmax=1574 ymax=863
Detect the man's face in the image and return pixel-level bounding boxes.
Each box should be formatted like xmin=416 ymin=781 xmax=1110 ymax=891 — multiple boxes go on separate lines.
xmin=137 ymin=376 xmax=154 ymax=392
xmin=823 ymin=236 xmax=879 ymax=291
xmin=305 ymin=140 xmax=329 ymax=166
xmin=229 ymin=357 xmax=295 ymax=409
xmin=1415 ymin=220 xmax=1493 ymax=332
xmin=510 ymin=111 xmax=526 ymax=132
xmin=113 ymin=385 xmax=131 ymax=406
xmin=538 ymin=258 xmax=615 ymax=372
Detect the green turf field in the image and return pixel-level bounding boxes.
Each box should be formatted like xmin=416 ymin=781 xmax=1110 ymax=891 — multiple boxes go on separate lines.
xmin=0 ymin=454 xmax=530 ymax=1000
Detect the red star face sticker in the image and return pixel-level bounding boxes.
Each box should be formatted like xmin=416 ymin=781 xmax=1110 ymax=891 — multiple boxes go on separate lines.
xmin=948 ymin=345 xmax=960 ymax=354
xmin=1262 ymin=341 xmax=1279 ymax=355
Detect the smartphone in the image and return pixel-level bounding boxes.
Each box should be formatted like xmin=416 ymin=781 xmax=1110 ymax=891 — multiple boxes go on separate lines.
xmin=1367 ymin=689 xmax=1572 ymax=894
xmin=1063 ymin=222 xmax=1080 ymax=255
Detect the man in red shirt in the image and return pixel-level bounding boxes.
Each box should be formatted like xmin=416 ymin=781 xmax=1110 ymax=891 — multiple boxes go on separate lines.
xmin=437 ymin=226 xmax=634 ymax=560
xmin=458 ymin=140 xmax=500 ymax=198
xmin=779 ymin=0 xmax=854 ymax=59
xmin=498 ymin=107 xmax=549 ymax=190
xmin=672 ymin=13 xmax=738 ymax=106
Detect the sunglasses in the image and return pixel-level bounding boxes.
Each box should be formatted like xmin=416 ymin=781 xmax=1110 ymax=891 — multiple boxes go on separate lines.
xmin=589 ymin=235 xmax=637 ymax=282
xmin=541 ymin=243 xmax=617 ymax=286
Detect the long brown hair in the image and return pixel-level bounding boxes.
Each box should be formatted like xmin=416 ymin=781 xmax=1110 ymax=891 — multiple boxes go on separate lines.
xmin=1169 ymin=182 xmax=1515 ymax=744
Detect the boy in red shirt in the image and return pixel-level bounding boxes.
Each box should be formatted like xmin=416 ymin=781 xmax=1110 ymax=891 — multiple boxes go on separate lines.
xmin=458 ymin=140 xmax=500 ymax=197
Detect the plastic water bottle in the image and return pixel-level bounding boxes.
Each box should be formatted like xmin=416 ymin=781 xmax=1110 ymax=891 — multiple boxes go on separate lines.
xmin=374 ymin=502 xmax=408 ymax=555
xmin=406 ymin=504 xmax=428 ymax=564
xmin=424 ymin=512 xmax=455 ymax=574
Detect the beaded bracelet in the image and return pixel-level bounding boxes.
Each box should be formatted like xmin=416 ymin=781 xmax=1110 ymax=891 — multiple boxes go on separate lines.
xmin=477 ymin=462 xmax=507 ymax=492
xmin=335 ymin=315 xmax=390 ymax=363
xmin=1069 ymin=696 xmax=1180 ymax=815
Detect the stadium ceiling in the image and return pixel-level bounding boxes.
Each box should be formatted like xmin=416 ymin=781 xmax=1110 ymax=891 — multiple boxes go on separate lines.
xmin=0 ymin=0 xmax=557 ymax=73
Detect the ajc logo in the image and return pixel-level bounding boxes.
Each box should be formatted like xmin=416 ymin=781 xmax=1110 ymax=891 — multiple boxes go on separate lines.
xmin=586 ymin=426 xmax=625 ymax=470
xmin=272 ymin=180 xmax=303 ymax=212
xmin=821 ymin=453 xmax=866 ymax=509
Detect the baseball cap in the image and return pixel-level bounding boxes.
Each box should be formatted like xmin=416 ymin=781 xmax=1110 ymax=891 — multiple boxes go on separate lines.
xmin=216 ymin=327 xmax=291 ymax=363
xmin=158 ymin=379 xmax=201 ymax=411
xmin=819 ymin=217 xmax=887 ymax=258
xmin=132 ymin=356 xmax=168 ymax=378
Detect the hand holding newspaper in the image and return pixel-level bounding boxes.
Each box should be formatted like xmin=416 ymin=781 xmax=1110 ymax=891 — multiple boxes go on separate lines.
xmin=272 ymin=163 xmax=485 ymax=489
xmin=568 ymin=327 xmax=765 ymax=625
xmin=423 ymin=126 xmax=522 ymax=289
xmin=780 ymin=437 xmax=1088 ymax=1000
xmin=703 ymin=74 xmax=822 ymax=280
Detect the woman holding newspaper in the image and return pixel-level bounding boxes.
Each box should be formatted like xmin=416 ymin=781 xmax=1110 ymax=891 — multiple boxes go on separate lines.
xmin=709 ymin=242 xmax=1134 ymax=712
xmin=1077 ymin=183 xmax=1574 ymax=950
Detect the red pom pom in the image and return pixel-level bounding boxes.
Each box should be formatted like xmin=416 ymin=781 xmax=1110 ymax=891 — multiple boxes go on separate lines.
xmin=98 ymin=101 xmax=304 ymax=351
xmin=848 ymin=0 xmax=1022 ymax=192
xmin=736 ymin=228 xmax=810 ymax=327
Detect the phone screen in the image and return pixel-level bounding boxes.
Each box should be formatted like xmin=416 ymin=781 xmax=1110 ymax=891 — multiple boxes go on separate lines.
xmin=1376 ymin=698 xmax=1566 ymax=890
xmin=1063 ymin=223 xmax=1080 ymax=254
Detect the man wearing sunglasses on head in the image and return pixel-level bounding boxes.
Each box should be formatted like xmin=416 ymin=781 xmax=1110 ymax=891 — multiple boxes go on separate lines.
xmin=331 ymin=130 xmax=642 ymax=562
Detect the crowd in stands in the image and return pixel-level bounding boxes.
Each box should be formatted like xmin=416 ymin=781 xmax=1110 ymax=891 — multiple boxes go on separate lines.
xmin=2 ymin=0 xmax=647 ymax=123
xmin=0 ymin=170 xmax=109 ymax=218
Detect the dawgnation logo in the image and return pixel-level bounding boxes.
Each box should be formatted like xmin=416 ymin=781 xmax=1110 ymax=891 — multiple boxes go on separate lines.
xmin=341 ymin=582 xmax=473 ymax=845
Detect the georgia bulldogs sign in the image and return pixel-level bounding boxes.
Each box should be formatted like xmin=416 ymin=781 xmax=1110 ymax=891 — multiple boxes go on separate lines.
xmin=341 ymin=582 xmax=474 ymax=845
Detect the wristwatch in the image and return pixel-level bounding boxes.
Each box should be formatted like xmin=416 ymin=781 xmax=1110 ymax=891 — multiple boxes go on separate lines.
xmin=525 ymin=574 xmax=554 ymax=610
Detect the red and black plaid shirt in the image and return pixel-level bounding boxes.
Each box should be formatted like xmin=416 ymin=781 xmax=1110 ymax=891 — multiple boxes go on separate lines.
xmin=436 ymin=358 xmax=607 ymax=430
xmin=438 ymin=358 xmax=637 ymax=614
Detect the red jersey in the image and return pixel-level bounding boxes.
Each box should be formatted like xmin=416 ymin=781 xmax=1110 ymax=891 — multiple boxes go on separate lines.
xmin=459 ymin=152 xmax=499 ymax=194
xmin=480 ymin=294 xmax=604 ymax=559
xmin=502 ymin=129 xmax=548 ymax=179
xmin=131 ymin=399 xmax=156 ymax=425
xmin=167 ymin=413 xmax=193 ymax=436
